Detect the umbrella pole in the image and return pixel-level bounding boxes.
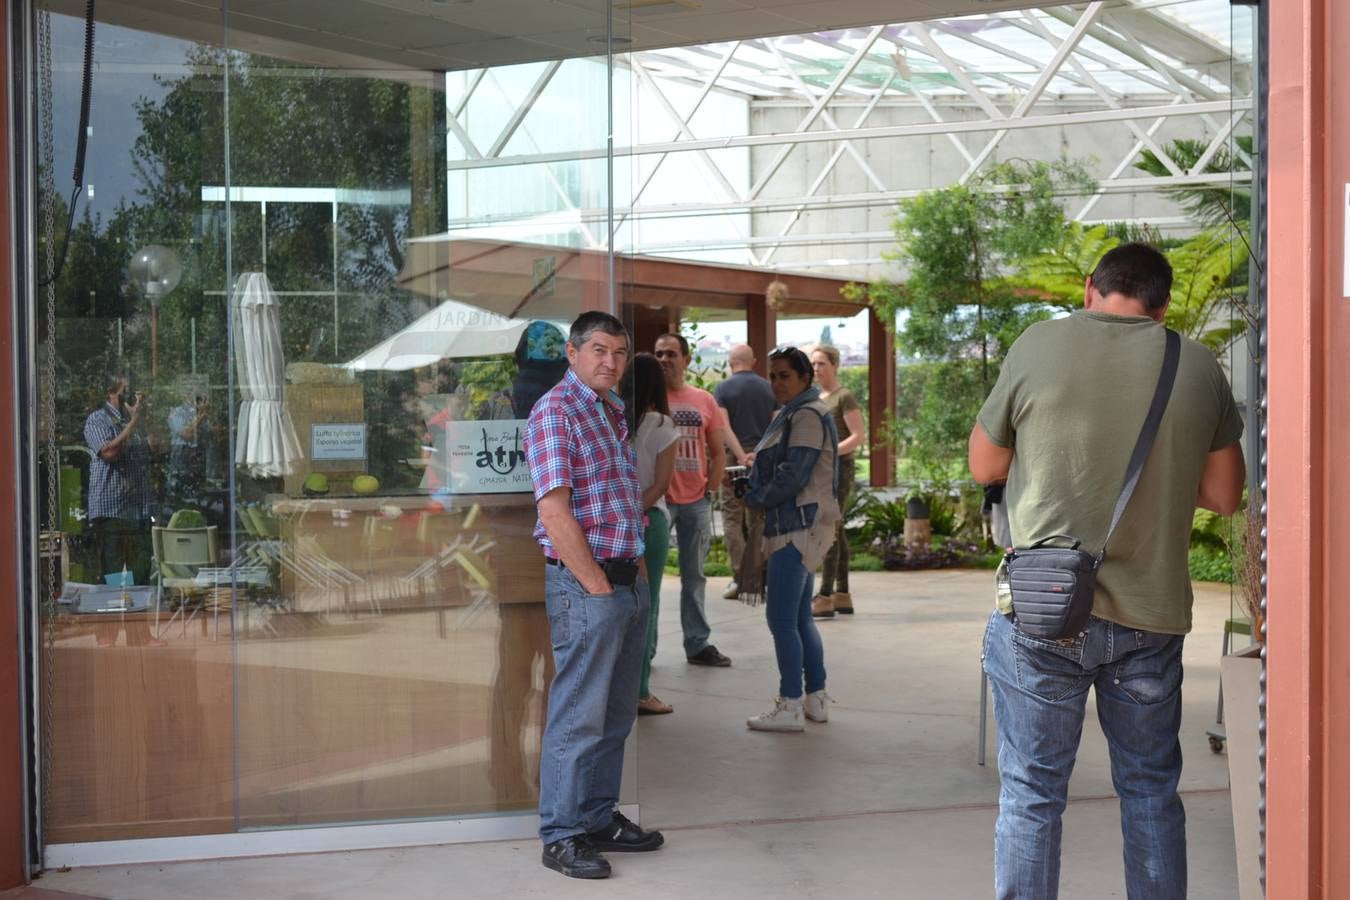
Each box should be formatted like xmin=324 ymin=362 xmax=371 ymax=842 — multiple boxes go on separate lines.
xmin=151 ymin=305 xmax=159 ymax=377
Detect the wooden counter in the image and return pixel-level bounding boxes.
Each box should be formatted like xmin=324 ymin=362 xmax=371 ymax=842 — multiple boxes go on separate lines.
xmin=45 ymin=492 xmax=553 ymax=843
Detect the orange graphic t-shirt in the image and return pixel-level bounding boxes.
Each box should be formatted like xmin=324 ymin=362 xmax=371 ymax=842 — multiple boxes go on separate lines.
xmin=665 ymin=384 xmax=721 ymax=505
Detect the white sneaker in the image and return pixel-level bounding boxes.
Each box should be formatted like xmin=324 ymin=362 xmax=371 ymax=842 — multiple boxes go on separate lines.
xmin=746 ymin=697 xmax=804 ymax=732
xmin=803 ymin=690 xmax=833 ymax=723
xmin=723 ymin=581 xmax=739 ymax=600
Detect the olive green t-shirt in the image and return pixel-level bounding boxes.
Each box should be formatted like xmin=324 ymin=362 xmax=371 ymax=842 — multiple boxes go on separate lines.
xmin=977 ymin=310 xmax=1244 ymax=634
xmin=823 ymin=388 xmax=861 ymax=460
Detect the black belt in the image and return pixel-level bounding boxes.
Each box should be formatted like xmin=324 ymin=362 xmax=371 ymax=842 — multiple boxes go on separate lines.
xmin=546 ymin=556 xmax=640 ymax=587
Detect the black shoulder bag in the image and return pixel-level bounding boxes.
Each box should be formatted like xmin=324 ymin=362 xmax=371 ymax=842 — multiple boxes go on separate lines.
xmin=1004 ymin=329 xmax=1181 ymax=640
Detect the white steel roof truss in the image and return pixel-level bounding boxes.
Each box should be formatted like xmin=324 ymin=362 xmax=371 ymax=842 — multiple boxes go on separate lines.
xmin=741 ymin=26 xmax=885 ymax=203
xmin=1018 ymin=8 xmax=1185 ymax=177
xmin=956 ymin=2 xmax=1104 ymax=185
xmin=759 ymin=72 xmax=897 ymax=266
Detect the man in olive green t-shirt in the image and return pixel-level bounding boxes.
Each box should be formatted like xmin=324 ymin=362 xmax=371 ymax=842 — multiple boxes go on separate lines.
xmin=968 ymin=242 xmax=1245 ymax=900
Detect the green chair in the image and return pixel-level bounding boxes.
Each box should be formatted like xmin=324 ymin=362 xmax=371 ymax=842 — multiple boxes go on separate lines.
xmin=152 ymin=524 xmax=221 ymax=638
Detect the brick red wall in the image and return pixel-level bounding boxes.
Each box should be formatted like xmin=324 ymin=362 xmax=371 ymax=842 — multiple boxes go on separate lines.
xmin=0 ymin=0 xmax=29 ymax=887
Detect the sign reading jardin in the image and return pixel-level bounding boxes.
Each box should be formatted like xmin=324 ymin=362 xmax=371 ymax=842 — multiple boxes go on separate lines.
xmin=434 ymin=419 xmax=533 ymax=493
xmin=311 ymin=423 xmax=367 ymax=461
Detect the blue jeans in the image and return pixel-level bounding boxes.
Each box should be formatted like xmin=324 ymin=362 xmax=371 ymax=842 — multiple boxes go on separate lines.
xmin=982 ymin=610 xmax=1187 ymax=900
xmin=538 ymin=563 xmax=650 ymax=844
xmin=765 ymin=544 xmax=826 ymax=699
xmin=667 ymin=496 xmax=712 ymax=657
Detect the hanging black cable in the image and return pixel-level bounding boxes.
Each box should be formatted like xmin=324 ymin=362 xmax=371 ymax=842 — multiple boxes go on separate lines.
xmin=37 ymin=0 xmax=95 ymax=288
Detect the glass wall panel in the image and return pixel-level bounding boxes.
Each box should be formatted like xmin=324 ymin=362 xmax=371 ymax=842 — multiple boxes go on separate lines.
xmin=35 ymin=0 xmax=626 ymax=844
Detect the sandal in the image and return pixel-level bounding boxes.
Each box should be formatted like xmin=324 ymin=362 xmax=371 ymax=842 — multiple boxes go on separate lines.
xmin=638 ymin=694 xmax=673 ymax=715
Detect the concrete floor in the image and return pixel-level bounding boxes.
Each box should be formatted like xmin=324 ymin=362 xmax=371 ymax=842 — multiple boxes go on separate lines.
xmin=34 ymin=569 xmax=1242 ymax=899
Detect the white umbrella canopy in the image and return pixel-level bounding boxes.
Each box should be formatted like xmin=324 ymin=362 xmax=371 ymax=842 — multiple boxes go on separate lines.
xmin=232 ymin=272 xmax=303 ymax=478
xmin=343 ymin=299 xmax=529 ymax=372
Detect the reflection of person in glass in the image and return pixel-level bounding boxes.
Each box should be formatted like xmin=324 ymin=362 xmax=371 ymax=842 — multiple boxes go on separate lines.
xmin=83 ymin=371 xmax=154 ymax=584
xmin=167 ymin=385 xmax=212 ymax=509
xmin=487 ymin=322 xmax=569 ymax=803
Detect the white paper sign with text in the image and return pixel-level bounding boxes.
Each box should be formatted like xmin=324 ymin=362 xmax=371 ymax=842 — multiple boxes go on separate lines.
xmin=431 ymin=419 xmax=533 ymax=494
xmin=311 ymin=423 xmax=367 ymax=461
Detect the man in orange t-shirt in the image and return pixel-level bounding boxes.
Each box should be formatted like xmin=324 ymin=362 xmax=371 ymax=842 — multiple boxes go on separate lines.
xmin=654 ymin=334 xmax=732 ymax=667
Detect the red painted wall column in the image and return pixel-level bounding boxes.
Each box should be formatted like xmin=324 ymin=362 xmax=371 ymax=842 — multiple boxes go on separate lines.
xmin=1266 ymin=0 xmax=1350 ymax=895
xmin=1 ymin=0 xmax=29 ymax=886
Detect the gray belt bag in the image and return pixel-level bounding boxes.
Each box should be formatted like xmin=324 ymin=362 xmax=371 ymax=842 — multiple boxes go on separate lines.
xmin=1004 ymin=329 xmax=1180 ymax=640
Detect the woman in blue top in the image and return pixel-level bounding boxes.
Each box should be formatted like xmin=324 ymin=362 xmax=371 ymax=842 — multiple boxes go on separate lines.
xmin=742 ymin=347 xmax=840 ymax=732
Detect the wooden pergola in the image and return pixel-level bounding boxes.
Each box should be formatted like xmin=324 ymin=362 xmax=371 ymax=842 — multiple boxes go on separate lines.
xmin=398 ymin=236 xmax=895 ymax=485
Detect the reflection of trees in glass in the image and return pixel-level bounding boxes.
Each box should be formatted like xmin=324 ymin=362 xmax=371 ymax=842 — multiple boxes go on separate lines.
xmin=42 ymin=41 xmax=447 ymax=486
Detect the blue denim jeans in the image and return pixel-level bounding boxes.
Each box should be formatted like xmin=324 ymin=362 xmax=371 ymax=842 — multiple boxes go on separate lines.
xmin=537 ymin=563 xmax=650 ymax=844
xmin=982 ymin=610 xmax=1187 ymax=900
xmin=765 ymin=543 xmax=826 ymax=699
xmin=667 ymin=496 xmax=712 ymax=657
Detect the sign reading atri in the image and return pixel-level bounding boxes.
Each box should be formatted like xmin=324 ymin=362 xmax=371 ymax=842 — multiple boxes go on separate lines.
xmin=433 ymin=419 xmax=533 ymax=494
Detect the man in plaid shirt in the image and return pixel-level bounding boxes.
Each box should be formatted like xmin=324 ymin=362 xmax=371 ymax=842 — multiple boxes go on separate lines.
xmin=84 ymin=371 xmax=154 ymax=584
xmin=525 ymin=311 xmax=664 ymax=879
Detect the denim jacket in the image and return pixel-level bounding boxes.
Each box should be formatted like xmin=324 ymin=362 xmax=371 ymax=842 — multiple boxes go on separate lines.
xmin=744 ymin=400 xmax=838 ymax=538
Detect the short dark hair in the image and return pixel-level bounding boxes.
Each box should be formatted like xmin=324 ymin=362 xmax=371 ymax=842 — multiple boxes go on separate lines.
xmin=1089 ymin=243 xmax=1173 ymax=311
xmin=655 ymin=332 xmax=690 ymax=358
xmin=769 ymin=346 xmax=813 ymax=385
xmin=103 ymin=369 xmax=131 ymax=397
xmin=568 ymin=311 xmax=628 ymax=350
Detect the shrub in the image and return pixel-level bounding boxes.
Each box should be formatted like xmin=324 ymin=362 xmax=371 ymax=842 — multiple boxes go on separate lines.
xmin=882 ymin=537 xmax=987 ymax=571
xmin=851 ymin=551 xmax=884 ymax=572
xmin=1188 ymin=546 xmax=1234 ymax=583
xmin=861 ymin=499 xmax=908 ymax=544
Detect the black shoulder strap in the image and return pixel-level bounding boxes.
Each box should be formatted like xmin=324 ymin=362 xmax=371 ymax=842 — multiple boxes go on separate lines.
xmin=1099 ymin=328 xmax=1181 ymax=561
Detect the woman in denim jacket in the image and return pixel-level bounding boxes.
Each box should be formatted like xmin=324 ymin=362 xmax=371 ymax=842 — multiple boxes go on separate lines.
xmin=743 ymin=347 xmax=840 ymax=732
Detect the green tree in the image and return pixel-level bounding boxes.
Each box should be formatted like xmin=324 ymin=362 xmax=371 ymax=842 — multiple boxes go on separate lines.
xmin=1135 ymin=136 xmax=1252 ymax=229
xmin=1017 ymin=224 xmax=1249 ymax=353
xmin=844 ymin=159 xmax=1094 ymax=491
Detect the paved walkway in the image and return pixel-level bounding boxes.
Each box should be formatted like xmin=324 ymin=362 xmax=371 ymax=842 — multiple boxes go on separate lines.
xmin=32 ymin=570 xmax=1241 ymax=899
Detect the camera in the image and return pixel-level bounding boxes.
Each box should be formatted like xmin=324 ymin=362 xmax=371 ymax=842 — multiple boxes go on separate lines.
xmin=727 ymin=464 xmax=750 ymax=498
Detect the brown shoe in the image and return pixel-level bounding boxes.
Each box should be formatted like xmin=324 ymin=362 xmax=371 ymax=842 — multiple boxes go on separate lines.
xmin=638 ymin=694 xmax=673 ymax=715
xmin=832 ymin=592 xmax=854 ymax=614
xmin=811 ymin=594 xmax=835 ymax=618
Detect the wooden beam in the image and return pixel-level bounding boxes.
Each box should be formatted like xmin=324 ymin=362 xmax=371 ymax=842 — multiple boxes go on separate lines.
xmin=745 ymin=293 xmax=775 ymax=378
xmin=868 ymin=306 xmax=895 ymax=488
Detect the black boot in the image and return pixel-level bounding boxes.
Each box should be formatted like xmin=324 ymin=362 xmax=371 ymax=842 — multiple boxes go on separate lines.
xmin=542 ymin=835 xmax=612 ymax=879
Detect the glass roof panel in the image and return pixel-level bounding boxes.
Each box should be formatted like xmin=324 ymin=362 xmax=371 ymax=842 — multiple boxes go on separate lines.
xmin=621 ymin=1 xmax=1241 ymax=102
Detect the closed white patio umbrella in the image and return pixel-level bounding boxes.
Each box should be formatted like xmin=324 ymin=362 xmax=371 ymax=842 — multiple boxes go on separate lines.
xmin=232 ymin=272 xmax=302 ymax=478
xmin=343 ymin=298 xmax=529 ymax=372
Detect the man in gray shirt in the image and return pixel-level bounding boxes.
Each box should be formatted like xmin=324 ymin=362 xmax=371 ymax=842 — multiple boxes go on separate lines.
xmin=714 ymin=344 xmax=775 ymax=599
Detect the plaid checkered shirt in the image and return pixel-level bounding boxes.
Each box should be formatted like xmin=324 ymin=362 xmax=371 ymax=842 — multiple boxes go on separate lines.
xmin=524 ymin=367 xmax=644 ymax=560
xmin=84 ymin=402 xmax=153 ymax=522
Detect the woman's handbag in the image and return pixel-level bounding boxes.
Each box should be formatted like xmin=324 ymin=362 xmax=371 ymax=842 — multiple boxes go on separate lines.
xmin=1003 ymin=329 xmax=1180 ymax=640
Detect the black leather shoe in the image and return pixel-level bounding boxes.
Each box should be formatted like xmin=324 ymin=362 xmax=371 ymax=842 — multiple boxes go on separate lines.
xmin=686 ymin=644 xmax=732 ymax=667
xmin=586 ymin=810 xmax=665 ymax=852
xmin=542 ymin=835 xmax=611 ymax=879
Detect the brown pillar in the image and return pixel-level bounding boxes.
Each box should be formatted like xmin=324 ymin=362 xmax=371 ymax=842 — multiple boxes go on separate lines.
xmin=1267 ymin=1 xmax=1350 ymax=896
xmin=1 ymin=0 xmax=28 ymax=886
xmin=867 ymin=306 xmax=894 ymax=488
xmin=578 ymin=251 xmax=610 ymax=314
xmin=745 ymin=293 xmax=775 ymax=378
